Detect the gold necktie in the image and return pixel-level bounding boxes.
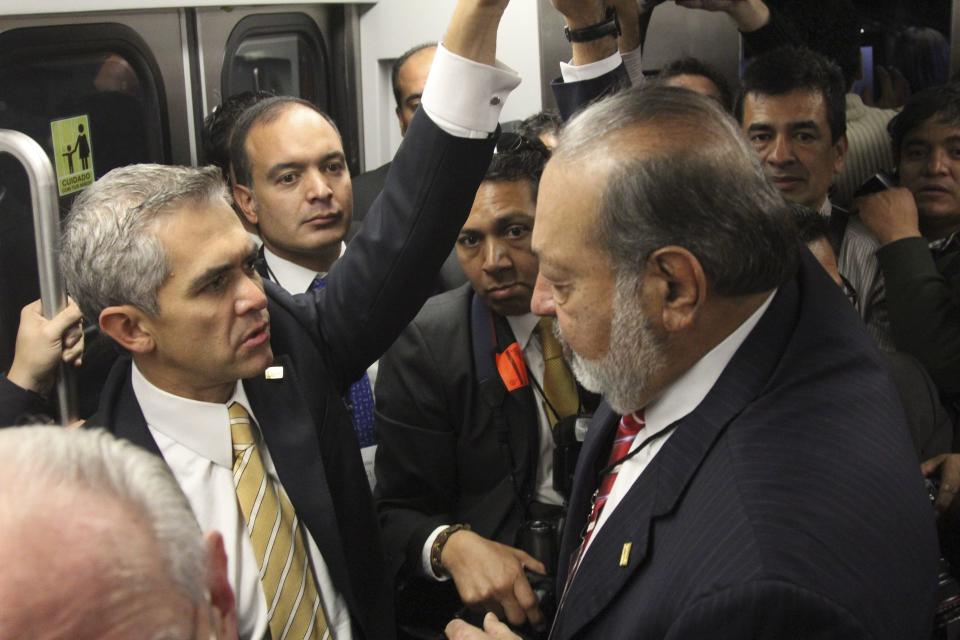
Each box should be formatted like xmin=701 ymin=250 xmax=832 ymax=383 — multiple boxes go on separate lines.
xmin=536 ymin=317 xmax=579 ymax=426
xmin=229 ymin=402 xmax=330 ymax=640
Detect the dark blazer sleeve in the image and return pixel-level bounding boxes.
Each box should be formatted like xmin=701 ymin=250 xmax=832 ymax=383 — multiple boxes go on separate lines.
xmin=739 ymin=0 xmax=860 ymax=61
xmin=664 ymin=581 xmax=872 ymax=640
xmin=879 ymin=237 xmax=960 ymax=395
xmin=270 ymin=113 xmax=497 ymax=391
xmin=550 ymin=65 xmax=630 ymax=122
xmin=0 ymin=376 xmax=52 ymax=425
xmin=883 ymin=351 xmax=955 ymax=460
xmin=374 ymin=313 xmax=462 ymax=574
xmin=351 ymin=161 xmax=391 ymax=228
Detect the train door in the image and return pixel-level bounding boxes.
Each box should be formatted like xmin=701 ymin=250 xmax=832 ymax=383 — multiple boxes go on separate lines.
xmin=0 ymin=11 xmax=185 ymax=418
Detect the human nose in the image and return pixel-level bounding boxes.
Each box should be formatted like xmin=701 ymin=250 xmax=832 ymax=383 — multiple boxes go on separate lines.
xmin=481 ymin=240 xmax=511 ymax=274
xmin=306 ymin=168 xmax=334 ymax=201
xmin=531 ymin=273 xmax=556 ymax=317
xmin=767 ymin=134 xmax=795 ymax=166
xmin=235 ymin=272 xmax=268 ymax=316
xmin=926 ymin=148 xmax=949 ymax=175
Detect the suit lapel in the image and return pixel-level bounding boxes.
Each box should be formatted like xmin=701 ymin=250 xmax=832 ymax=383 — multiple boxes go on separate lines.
xmin=90 ymin=357 xmax=162 ymax=457
xmin=556 ymin=404 xmax=619 ymax=589
xmin=243 ymin=355 xmax=358 ymax=615
xmin=553 ymin=274 xmax=801 ymax=639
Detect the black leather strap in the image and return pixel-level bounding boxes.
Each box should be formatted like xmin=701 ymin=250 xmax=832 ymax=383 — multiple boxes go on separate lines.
xmin=564 ymin=7 xmax=619 ymax=43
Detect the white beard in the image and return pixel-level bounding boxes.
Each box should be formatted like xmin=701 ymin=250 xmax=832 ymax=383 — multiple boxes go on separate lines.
xmin=558 ymin=273 xmax=665 ymax=415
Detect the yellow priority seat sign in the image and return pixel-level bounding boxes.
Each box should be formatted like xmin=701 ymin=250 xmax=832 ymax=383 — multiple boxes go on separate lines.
xmin=50 ymin=115 xmax=95 ymax=196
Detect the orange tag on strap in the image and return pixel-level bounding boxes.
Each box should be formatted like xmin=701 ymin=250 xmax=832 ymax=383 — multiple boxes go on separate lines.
xmin=496 ymin=343 xmax=529 ymax=392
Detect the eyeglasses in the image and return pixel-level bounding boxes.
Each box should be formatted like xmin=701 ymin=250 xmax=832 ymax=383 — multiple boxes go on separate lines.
xmin=495 ymin=132 xmax=549 ymax=157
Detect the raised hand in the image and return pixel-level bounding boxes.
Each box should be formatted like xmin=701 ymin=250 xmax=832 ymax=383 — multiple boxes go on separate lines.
xmin=7 ymin=298 xmax=84 ymax=395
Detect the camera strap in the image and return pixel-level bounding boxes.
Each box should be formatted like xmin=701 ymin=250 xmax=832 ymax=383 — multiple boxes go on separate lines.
xmin=471 ymin=294 xmax=540 ymax=521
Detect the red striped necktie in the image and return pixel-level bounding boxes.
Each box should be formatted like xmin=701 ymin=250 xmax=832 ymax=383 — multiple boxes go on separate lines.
xmin=571 ymin=411 xmax=646 ymax=576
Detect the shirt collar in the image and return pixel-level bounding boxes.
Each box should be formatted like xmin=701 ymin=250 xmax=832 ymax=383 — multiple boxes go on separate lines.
xmin=845 ymin=93 xmax=866 ymax=120
xmin=642 ymin=290 xmax=777 ymax=439
xmin=263 ymin=243 xmax=346 ymax=293
xmin=131 ymin=362 xmax=255 ymax=468
xmin=819 ymin=198 xmax=833 ymax=217
xmin=506 ymin=312 xmax=540 ymax=350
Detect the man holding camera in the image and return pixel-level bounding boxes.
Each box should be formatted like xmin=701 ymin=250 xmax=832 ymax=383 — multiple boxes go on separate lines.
xmin=374 ymin=2 xmax=628 ymax=635
xmin=374 ymin=139 xmax=593 ymax=637
xmin=852 ymin=83 xmax=960 ymax=414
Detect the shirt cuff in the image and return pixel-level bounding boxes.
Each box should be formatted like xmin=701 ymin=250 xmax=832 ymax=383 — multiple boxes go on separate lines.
xmin=421 ymin=524 xmax=453 ymax=581
xmin=421 ymin=44 xmax=521 ymax=139
xmin=620 ymin=47 xmax=645 ymax=87
xmin=559 ymin=51 xmax=623 ymax=84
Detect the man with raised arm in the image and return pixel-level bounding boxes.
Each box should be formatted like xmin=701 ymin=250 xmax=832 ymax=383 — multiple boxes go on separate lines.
xmin=60 ymin=1 xmax=521 ymax=637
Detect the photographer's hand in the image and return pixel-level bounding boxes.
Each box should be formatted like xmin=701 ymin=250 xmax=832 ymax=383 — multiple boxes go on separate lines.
xmin=446 ymin=612 xmax=522 ymax=640
xmin=441 ymin=530 xmax=546 ymax=628
xmin=856 ymin=188 xmax=923 ymax=247
xmin=922 ymin=453 xmax=960 ymax=515
xmin=674 ymin=0 xmax=770 ymax=33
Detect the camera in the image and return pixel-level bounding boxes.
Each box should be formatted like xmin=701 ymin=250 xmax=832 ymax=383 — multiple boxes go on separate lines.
xmin=926 ymin=478 xmax=960 ymax=639
xmin=517 ymin=515 xmax=564 ymax=638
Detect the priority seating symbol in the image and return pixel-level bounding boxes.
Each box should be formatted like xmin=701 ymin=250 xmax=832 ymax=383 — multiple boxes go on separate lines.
xmin=50 ymin=115 xmax=95 ymax=196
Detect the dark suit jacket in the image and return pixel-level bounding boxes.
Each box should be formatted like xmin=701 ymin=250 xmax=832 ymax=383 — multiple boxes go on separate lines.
xmin=86 ymin=112 xmax=497 ymax=640
xmin=352 ymin=161 xmax=391 ymax=233
xmin=879 ymin=236 xmax=960 ymax=408
xmin=374 ymin=285 xmax=542 ymax=571
xmin=884 ymin=350 xmax=955 ymax=460
xmin=551 ymin=250 xmax=939 ymax=640
xmin=0 ymin=376 xmax=50 ymax=425
xmin=352 ymin=160 xmax=466 ymax=293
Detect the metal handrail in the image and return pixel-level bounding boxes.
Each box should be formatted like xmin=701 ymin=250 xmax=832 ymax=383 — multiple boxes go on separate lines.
xmin=0 ymin=129 xmax=77 ymax=425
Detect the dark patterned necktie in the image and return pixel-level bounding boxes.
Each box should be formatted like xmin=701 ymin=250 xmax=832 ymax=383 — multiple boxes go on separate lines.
xmin=309 ymin=274 xmax=376 ymax=447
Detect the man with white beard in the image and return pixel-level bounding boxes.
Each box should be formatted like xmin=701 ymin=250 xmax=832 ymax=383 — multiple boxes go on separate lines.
xmin=446 ymin=86 xmax=939 ymax=640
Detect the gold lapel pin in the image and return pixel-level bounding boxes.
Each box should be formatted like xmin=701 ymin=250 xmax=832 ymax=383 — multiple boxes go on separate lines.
xmin=619 ymin=542 xmax=632 ymax=567
xmin=264 ymin=366 xmax=284 ymax=380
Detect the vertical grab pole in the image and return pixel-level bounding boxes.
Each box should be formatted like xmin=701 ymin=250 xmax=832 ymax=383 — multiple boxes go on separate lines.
xmin=0 ymin=129 xmax=77 ymax=425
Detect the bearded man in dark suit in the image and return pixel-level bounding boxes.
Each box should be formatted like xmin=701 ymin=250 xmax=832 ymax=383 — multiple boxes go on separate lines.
xmin=447 ymin=85 xmax=939 ymax=640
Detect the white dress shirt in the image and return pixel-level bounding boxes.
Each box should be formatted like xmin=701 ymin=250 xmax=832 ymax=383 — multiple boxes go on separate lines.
xmin=262 ymin=242 xmax=345 ymax=296
xmin=583 ymin=291 xmax=776 ymax=556
xmin=132 ymin=364 xmax=353 ymax=640
xmin=506 ymin=312 xmax=565 ymax=507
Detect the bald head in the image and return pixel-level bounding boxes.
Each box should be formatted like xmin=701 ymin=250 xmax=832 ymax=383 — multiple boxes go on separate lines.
xmin=0 ymin=427 xmax=235 ymax=640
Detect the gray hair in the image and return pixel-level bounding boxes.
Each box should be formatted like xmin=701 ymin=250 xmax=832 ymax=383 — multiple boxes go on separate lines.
xmin=0 ymin=426 xmax=205 ymax=603
xmin=554 ymin=86 xmax=798 ymax=296
xmin=61 ymin=164 xmax=230 ymax=322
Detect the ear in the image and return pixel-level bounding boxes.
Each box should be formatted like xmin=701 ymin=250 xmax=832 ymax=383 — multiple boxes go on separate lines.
xmin=833 ymin=133 xmax=849 ymax=175
xmin=232 ymin=183 xmax=258 ymax=227
xmin=203 ymin=531 xmax=238 ymax=640
xmin=395 ymin=106 xmax=408 ymax=137
xmin=644 ymin=246 xmax=705 ymax=333
xmin=99 ymin=305 xmax=156 ymax=354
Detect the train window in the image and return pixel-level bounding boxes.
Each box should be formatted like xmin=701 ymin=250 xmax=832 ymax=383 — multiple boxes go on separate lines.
xmin=222 ymin=13 xmax=330 ymax=111
xmin=0 ymin=24 xmax=168 ymax=209
xmin=853 ymin=0 xmax=953 ymax=108
xmin=0 ymin=23 xmax=167 ymax=377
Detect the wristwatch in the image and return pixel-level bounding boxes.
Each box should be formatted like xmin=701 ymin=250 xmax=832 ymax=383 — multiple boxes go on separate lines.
xmin=564 ymin=7 xmax=620 ymax=43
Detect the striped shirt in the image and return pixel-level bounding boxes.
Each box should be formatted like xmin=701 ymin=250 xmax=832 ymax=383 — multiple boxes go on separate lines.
xmin=838 ymin=216 xmax=895 ymax=350
xmin=834 ymin=95 xmax=897 ymax=207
